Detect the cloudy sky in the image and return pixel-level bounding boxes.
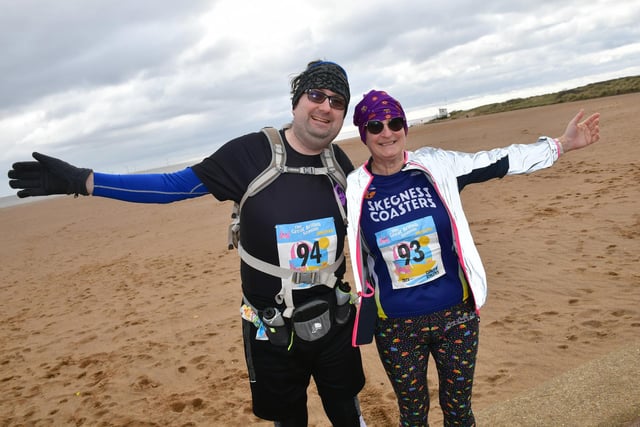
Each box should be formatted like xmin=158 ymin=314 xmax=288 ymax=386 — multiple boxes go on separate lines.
xmin=2 ymin=0 xmax=639 ymax=198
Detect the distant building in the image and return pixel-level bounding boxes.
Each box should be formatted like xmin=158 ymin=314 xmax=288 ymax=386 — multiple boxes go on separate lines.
xmin=437 ymin=108 xmax=449 ymax=119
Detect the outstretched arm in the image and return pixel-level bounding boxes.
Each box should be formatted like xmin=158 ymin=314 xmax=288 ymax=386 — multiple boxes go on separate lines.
xmin=556 ymin=110 xmax=600 ymax=153
xmin=8 ymin=152 xmax=208 ymax=203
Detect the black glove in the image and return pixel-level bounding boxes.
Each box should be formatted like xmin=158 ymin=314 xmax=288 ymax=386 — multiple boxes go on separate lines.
xmin=8 ymin=152 xmax=93 ymax=198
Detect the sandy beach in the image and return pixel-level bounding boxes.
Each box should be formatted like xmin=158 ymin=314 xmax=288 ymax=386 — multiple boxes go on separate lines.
xmin=1 ymin=93 xmax=639 ymax=426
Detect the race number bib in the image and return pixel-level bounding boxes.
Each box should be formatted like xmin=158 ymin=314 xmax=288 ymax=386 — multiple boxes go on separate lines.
xmin=374 ymin=216 xmax=445 ymax=289
xmin=276 ymin=217 xmax=337 ymax=288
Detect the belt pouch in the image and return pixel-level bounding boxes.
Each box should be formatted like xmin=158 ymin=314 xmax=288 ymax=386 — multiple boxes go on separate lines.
xmin=292 ymin=300 xmax=331 ymax=341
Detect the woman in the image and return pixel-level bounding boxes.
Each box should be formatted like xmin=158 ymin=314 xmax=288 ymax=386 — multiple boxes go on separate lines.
xmin=345 ymin=90 xmax=600 ymax=426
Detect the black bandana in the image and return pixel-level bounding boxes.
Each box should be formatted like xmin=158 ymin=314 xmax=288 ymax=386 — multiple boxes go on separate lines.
xmin=291 ymin=61 xmax=350 ymax=116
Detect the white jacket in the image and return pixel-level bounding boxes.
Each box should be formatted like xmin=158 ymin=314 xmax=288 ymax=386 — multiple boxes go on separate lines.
xmin=346 ymin=136 xmax=562 ymax=316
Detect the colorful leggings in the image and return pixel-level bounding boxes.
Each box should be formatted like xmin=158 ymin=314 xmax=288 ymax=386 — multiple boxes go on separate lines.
xmin=375 ymin=299 xmax=479 ymax=427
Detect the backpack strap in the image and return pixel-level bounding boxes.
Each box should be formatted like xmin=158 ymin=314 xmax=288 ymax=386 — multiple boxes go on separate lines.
xmin=227 ymin=127 xmax=286 ymax=249
xmin=229 ymin=125 xmax=349 ymax=318
xmin=240 ymin=127 xmax=287 ymax=207
xmin=228 ymin=126 xmax=348 ymax=248
xmin=239 ymin=244 xmax=344 ymax=317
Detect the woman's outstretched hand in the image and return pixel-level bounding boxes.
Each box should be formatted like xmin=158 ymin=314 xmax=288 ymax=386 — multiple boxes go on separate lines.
xmin=558 ymin=110 xmax=601 ymax=153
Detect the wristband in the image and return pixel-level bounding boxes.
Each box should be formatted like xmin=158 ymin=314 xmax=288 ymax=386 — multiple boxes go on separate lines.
xmin=553 ymin=138 xmax=564 ymax=156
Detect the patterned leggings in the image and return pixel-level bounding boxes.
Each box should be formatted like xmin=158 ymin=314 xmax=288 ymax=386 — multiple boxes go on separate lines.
xmin=375 ymin=299 xmax=479 ymax=427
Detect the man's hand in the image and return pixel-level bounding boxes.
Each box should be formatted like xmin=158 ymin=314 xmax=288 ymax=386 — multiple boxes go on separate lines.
xmin=8 ymin=152 xmax=93 ymax=198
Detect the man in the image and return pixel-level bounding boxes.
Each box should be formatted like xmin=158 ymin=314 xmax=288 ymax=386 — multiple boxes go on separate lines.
xmin=8 ymin=60 xmax=366 ymax=427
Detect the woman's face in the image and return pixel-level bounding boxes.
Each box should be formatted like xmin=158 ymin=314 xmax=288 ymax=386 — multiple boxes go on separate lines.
xmin=364 ymin=117 xmax=407 ymax=163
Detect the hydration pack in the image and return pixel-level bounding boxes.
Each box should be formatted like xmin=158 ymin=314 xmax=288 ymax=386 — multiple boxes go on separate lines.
xmin=228 ymin=125 xmax=349 ymax=317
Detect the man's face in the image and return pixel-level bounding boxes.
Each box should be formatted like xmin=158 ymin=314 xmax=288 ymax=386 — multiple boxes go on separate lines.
xmin=290 ymin=89 xmax=346 ymax=154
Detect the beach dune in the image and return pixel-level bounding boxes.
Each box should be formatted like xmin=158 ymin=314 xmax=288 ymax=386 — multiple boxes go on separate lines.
xmin=1 ymin=93 xmax=639 ymax=426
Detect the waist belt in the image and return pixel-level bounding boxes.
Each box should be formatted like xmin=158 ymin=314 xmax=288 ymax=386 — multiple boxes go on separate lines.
xmin=238 ymin=242 xmax=343 ymax=317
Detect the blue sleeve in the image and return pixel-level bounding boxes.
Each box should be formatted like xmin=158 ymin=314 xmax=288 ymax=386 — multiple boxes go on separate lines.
xmin=92 ymin=167 xmax=209 ymax=203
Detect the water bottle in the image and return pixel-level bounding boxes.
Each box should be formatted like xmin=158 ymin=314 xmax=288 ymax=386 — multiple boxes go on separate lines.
xmin=334 ymin=281 xmax=352 ymax=325
xmin=262 ymin=307 xmax=289 ymax=346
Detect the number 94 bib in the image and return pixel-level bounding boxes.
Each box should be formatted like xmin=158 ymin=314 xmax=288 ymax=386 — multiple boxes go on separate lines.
xmin=276 ymin=217 xmax=338 ymax=288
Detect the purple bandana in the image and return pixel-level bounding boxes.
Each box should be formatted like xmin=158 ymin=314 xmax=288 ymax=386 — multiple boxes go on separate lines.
xmin=353 ymin=90 xmax=408 ymax=143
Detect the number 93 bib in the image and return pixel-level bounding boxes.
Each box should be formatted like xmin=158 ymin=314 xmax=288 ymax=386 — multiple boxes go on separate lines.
xmin=374 ymin=216 xmax=445 ymax=289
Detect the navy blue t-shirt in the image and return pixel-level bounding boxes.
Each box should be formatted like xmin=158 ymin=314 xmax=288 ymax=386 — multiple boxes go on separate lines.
xmin=360 ymin=168 xmax=464 ymax=318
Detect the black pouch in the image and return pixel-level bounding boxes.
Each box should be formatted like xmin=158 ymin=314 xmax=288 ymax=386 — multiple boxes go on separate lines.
xmin=291 ymin=299 xmax=331 ymax=341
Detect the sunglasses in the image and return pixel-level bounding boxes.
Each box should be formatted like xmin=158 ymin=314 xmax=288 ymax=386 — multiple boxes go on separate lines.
xmin=365 ymin=117 xmax=405 ymax=135
xmin=306 ymin=89 xmax=347 ymax=110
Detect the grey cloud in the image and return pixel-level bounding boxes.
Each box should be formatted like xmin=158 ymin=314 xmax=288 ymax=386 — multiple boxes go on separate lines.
xmin=0 ymin=0 xmax=210 ymax=111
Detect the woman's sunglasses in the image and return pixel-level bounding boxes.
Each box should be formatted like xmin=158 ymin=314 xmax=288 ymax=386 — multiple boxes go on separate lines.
xmin=365 ymin=117 xmax=405 ymax=135
xmin=306 ymin=89 xmax=347 ymax=110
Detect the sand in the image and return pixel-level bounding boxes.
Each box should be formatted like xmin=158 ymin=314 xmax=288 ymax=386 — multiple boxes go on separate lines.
xmin=1 ymin=93 xmax=639 ymax=426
